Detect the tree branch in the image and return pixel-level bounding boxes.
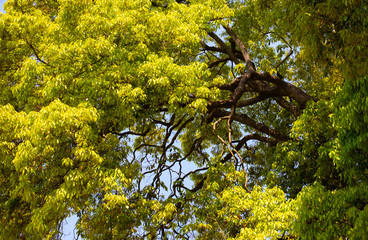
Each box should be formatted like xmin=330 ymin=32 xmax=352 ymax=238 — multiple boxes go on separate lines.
xmin=223 ymin=25 xmax=256 ymax=73
xmin=208 ymin=32 xmax=240 ymax=64
xmin=212 ymin=109 xmax=290 ymax=141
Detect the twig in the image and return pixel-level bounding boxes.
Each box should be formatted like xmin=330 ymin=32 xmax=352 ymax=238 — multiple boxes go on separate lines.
xmin=213 ymin=106 xmax=251 ymax=193
xmin=227 ymin=106 xmax=251 ymax=193
xmin=274 ymin=48 xmax=293 ymax=70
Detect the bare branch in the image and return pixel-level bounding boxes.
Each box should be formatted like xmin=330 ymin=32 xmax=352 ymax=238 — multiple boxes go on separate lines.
xmin=212 ymin=109 xmax=290 ymax=141
xmin=254 ymin=72 xmax=317 ymax=109
xmin=223 ymin=25 xmax=255 ymax=73
xmin=274 ymin=97 xmax=300 ymax=117
xmin=275 ymin=48 xmax=293 ymax=70
xmin=236 ymin=94 xmax=270 ymax=108
xmin=115 ymin=129 xmax=150 ymax=139
xmin=208 ymin=57 xmax=231 ymax=68
xmin=25 ymin=39 xmax=49 ymax=65
xmin=208 ymin=32 xmax=240 ymax=64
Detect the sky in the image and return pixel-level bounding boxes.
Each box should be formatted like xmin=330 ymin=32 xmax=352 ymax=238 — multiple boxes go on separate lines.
xmin=0 ymin=0 xmax=5 ymax=12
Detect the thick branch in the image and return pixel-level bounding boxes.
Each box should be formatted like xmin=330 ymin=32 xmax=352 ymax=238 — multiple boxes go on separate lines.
xmin=238 ymin=133 xmax=279 ymax=146
xmin=201 ymin=41 xmax=244 ymax=61
xmin=208 ymin=93 xmax=271 ymax=109
xmin=212 ymin=109 xmax=290 ymax=141
xmin=216 ymin=77 xmax=242 ymax=91
xmin=236 ymin=94 xmax=270 ymax=108
xmin=208 ymin=32 xmax=240 ymax=64
xmin=208 ymin=57 xmax=231 ymax=68
xmin=223 ymin=25 xmax=255 ymax=73
xmin=274 ymin=97 xmax=300 ymax=117
xmin=254 ymin=72 xmax=316 ymax=109
xmin=115 ymin=129 xmax=150 ymax=139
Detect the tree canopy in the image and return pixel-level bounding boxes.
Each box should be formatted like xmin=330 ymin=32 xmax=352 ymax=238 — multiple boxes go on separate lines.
xmin=0 ymin=0 xmax=367 ymax=239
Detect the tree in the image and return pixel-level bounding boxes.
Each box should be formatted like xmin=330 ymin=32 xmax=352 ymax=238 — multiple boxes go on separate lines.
xmin=274 ymin=1 xmax=368 ymax=239
xmin=0 ymin=0 xmax=367 ymax=239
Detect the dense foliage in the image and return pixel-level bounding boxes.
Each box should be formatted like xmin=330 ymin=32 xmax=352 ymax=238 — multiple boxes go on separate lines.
xmin=0 ymin=0 xmax=367 ymax=239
